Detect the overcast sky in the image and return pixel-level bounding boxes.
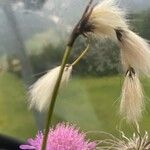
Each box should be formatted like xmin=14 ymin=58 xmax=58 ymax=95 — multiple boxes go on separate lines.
xmin=0 ymin=0 xmax=150 ymax=55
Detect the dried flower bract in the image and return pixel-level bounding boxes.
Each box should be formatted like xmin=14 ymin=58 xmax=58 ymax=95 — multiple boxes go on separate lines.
xmin=96 ymin=131 xmax=150 ymax=150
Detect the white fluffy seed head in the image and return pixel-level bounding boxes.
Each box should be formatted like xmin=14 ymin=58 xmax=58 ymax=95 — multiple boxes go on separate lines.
xmin=120 ymin=71 xmax=144 ymax=123
xmin=120 ymin=30 xmax=150 ymax=76
xmin=89 ymin=0 xmax=128 ymax=39
xmin=29 ymin=65 xmax=72 ymax=112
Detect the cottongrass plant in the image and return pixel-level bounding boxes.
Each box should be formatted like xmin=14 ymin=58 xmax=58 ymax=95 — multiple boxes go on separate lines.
xmin=29 ymin=0 xmax=129 ymax=112
xmin=29 ymin=0 xmax=129 ymax=116
xmin=27 ymin=0 xmax=150 ymax=149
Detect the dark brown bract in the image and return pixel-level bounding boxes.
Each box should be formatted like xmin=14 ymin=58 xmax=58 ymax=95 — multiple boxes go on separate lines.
xmin=67 ymin=0 xmax=95 ymax=46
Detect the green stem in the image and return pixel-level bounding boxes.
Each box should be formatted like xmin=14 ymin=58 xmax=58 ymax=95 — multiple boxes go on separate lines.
xmin=41 ymin=46 xmax=72 ymax=150
xmin=72 ymin=43 xmax=90 ymax=66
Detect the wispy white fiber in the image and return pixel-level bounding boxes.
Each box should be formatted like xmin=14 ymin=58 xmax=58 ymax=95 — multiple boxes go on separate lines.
xmin=119 ymin=30 xmax=150 ymax=76
xmin=96 ymin=131 xmax=150 ymax=150
xmin=89 ymin=0 xmax=128 ymax=38
xmin=120 ymin=70 xmax=144 ymax=123
xmin=29 ymin=65 xmax=72 ymax=112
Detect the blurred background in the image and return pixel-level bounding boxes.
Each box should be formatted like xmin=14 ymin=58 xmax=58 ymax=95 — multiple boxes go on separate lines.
xmin=0 ymin=0 xmax=150 ymax=141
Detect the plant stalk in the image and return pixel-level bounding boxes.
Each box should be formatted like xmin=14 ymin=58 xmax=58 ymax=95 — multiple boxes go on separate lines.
xmin=41 ymin=46 xmax=72 ymax=150
xmin=72 ymin=43 xmax=90 ymax=66
xmin=40 ymin=0 xmax=90 ymax=146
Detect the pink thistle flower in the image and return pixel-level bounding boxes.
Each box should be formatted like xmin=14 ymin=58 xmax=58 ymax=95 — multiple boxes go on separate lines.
xmin=20 ymin=123 xmax=96 ymax=150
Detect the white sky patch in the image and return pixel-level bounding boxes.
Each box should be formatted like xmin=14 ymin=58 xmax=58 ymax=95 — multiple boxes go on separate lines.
xmin=49 ymin=15 xmax=60 ymax=24
xmin=43 ymin=0 xmax=55 ymax=11
xmin=66 ymin=25 xmax=72 ymax=33
xmin=12 ymin=2 xmax=24 ymax=11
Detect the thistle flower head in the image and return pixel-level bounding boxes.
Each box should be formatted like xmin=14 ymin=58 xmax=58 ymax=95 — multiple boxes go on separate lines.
xmin=29 ymin=65 xmax=72 ymax=112
xmin=120 ymin=67 xmax=144 ymax=123
xmin=20 ymin=123 xmax=96 ymax=150
xmin=97 ymin=131 xmax=150 ymax=150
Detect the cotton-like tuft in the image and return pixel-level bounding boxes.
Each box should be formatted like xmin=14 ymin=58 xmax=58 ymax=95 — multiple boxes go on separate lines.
xmin=120 ymin=69 xmax=144 ymax=123
xmin=29 ymin=65 xmax=72 ymax=112
xmin=89 ymin=0 xmax=128 ymax=39
xmin=118 ymin=29 xmax=150 ymax=76
xmin=20 ymin=123 xmax=96 ymax=150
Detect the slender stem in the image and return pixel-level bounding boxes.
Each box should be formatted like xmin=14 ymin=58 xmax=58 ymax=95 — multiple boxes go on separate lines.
xmin=41 ymin=46 xmax=72 ymax=150
xmin=40 ymin=0 xmax=93 ymax=148
xmin=72 ymin=43 xmax=90 ymax=66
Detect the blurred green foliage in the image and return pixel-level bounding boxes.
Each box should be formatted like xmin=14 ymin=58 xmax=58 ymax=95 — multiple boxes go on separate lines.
xmin=1 ymin=73 xmax=150 ymax=140
xmin=0 ymin=72 xmax=36 ymax=140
